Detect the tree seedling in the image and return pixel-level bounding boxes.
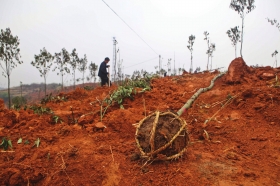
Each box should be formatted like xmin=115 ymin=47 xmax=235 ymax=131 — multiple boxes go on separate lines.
xmin=67 ymin=106 xmax=79 ymax=124
xmin=52 ymin=115 xmax=63 ymax=124
xmin=78 ymin=54 xmax=88 ymax=86
xmin=88 ymin=62 xmax=98 ymax=83
xmin=31 ymin=47 xmax=54 ymax=97
xmin=69 ymin=48 xmax=79 ymax=89
xmin=0 ymin=137 xmax=13 ymax=150
xmin=187 ymin=35 xmax=195 ymax=73
xmin=272 ymin=50 xmax=278 ymax=67
xmin=204 ymin=31 xmax=210 ymax=70
xmin=53 ymin=48 xmax=70 ymax=90
xmin=230 ymin=0 xmax=256 ymax=58
xmin=226 ymin=26 xmax=241 ymax=58
xmin=0 ymin=28 xmax=23 ymax=109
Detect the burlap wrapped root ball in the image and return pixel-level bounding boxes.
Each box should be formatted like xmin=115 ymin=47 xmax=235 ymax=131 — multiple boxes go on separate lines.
xmin=135 ymin=111 xmax=189 ymax=161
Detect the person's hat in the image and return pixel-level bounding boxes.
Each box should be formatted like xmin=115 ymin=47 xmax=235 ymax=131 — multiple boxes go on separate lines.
xmin=105 ymin=57 xmax=110 ymax=61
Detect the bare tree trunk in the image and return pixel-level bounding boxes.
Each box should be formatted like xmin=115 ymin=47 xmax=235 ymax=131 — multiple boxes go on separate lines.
xmin=83 ymin=71 xmax=85 ymax=86
xmin=207 ymin=40 xmax=209 ymax=70
xmin=235 ymin=45 xmax=237 ymax=58
xmin=240 ymin=15 xmax=244 ymax=58
xmin=210 ymin=56 xmax=213 ymax=70
xmin=190 ymin=52 xmax=193 ymax=73
xmin=177 ymin=72 xmax=225 ymax=116
xmin=44 ymin=76 xmax=47 ymax=97
xmin=8 ymin=74 xmax=11 ymax=109
xmin=73 ymin=70 xmax=76 ymax=90
xmin=61 ymin=73 xmax=64 ymax=90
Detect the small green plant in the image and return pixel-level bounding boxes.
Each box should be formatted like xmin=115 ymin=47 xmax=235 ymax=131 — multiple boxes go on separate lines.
xmin=67 ymin=106 xmax=79 ymax=124
xmin=52 ymin=115 xmax=63 ymax=124
xmin=84 ymin=86 xmax=94 ymax=91
xmin=41 ymin=93 xmax=68 ymax=104
xmin=24 ymin=140 xmax=30 ymax=145
xmin=0 ymin=137 xmax=13 ymax=150
xmin=29 ymin=105 xmax=53 ymax=115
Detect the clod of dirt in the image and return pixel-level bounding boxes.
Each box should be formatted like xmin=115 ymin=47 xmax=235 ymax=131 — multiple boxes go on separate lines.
xmin=0 ymin=99 xmax=6 ymax=111
xmin=130 ymin=153 xmax=140 ymax=161
xmin=94 ymin=122 xmax=107 ymax=132
xmin=223 ymin=57 xmax=252 ymax=84
xmin=135 ymin=111 xmax=189 ymax=161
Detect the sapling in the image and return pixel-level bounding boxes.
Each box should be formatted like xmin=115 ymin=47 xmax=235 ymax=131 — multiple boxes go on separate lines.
xmin=272 ymin=50 xmax=278 ymax=67
xmin=230 ymin=0 xmax=256 ymax=58
xmin=0 ymin=28 xmax=23 ymax=109
xmin=88 ymin=62 xmax=98 ymax=83
xmin=226 ymin=26 xmax=241 ymax=58
xmin=78 ymin=54 xmax=88 ymax=86
xmin=31 ymin=47 xmax=54 ymax=96
xmin=203 ymin=31 xmax=210 ymax=70
xmin=187 ymin=35 xmax=195 ymax=73
xmin=209 ymin=43 xmax=216 ymax=70
xmin=69 ymin=48 xmax=79 ymax=89
xmin=53 ymin=48 xmax=70 ymax=90
xmin=167 ymin=59 xmax=172 ymax=75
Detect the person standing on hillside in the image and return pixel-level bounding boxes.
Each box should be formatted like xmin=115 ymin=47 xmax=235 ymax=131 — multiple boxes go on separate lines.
xmin=98 ymin=57 xmax=110 ymax=86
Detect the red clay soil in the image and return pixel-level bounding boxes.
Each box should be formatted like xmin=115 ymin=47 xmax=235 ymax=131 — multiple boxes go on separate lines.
xmin=1 ymin=58 xmax=280 ymax=185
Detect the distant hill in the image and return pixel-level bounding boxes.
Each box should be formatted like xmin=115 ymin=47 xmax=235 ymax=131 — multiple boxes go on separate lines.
xmin=0 ymin=82 xmax=100 ymax=106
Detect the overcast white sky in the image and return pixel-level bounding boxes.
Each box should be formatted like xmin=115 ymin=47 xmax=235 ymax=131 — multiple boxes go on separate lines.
xmin=0 ymin=0 xmax=280 ymax=87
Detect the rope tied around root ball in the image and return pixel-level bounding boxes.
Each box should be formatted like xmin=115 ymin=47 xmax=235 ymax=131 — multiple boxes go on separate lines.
xmin=135 ymin=73 xmax=225 ymax=161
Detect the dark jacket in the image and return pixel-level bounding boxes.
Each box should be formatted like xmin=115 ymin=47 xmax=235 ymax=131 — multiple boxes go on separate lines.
xmin=98 ymin=61 xmax=108 ymax=79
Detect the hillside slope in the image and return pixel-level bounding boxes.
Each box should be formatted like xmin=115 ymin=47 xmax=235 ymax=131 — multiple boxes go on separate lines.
xmin=0 ymin=58 xmax=280 ymax=186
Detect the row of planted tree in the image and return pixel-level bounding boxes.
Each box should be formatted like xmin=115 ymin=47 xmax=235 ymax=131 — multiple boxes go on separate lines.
xmin=0 ymin=28 xmax=99 ymax=108
xmin=31 ymin=47 xmax=99 ymax=96
xmin=186 ymin=0 xmax=279 ymax=73
xmin=1 ymin=0 xmax=280 ymax=109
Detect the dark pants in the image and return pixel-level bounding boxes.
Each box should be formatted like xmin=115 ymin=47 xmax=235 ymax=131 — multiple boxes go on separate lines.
xmin=101 ymin=78 xmax=112 ymax=86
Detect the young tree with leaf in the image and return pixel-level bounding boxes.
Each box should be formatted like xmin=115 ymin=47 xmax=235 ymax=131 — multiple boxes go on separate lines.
xmin=31 ymin=47 xmax=53 ymax=96
xmin=230 ymin=0 xmax=256 ymax=58
xmin=226 ymin=26 xmax=241 ymax=58
xmin=187 ymin=35 xmax=195 ymax=73
xmin=203 ymin=31 xmax=210 ymax=70
xmin=88 ymin=62 xmax=98 ymax=83
xmin=167 ymin=59 xmax=172 ymax=76
xmin=53 ymin=48 xmax=70 ymax=90
xmin=272 ymin=50 xmax=278 ymax=67
xmin=209 ymin=43 xmax=216 ymax=70
xmin=0 ymin=28 xmax=23 ymax=109
xmin=69 ymin=48 xmax=79 ymax=89
xmin=78 ymin=54 xmax=88 ymax=85
xmin=266 ymin=18 xmax=280 ymax=31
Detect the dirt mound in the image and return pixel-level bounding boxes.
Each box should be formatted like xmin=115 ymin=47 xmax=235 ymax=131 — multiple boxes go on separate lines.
xmin=0 ymin=99 xmax=6 ymax=111
xmin=223 ymin=57 xmax=252 ymax=84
